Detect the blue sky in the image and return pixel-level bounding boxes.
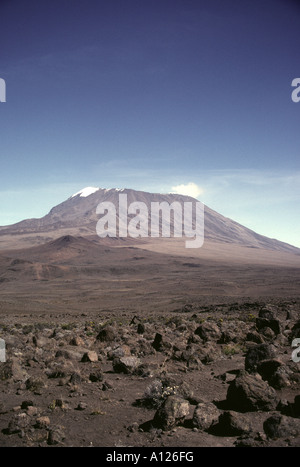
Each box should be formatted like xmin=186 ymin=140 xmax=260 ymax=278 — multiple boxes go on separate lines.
xmin=0 ymin=0 xmax=299 ymax=247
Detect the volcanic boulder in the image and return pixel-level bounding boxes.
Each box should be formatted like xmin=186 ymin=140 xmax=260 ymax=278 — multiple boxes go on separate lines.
xmin=226 ymin=371 xmax=279 ymax=412
xmin=153 ymin=396 xmax=190 ymax=431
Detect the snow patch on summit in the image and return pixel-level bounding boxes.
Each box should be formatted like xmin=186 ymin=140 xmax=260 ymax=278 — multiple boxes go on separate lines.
xmin=71 ymin=187 xmax=100 ymax=198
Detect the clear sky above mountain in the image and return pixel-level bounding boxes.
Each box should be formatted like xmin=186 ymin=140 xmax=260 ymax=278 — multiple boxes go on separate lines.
xmin=0 ymin=0 xmax=299 ymax=246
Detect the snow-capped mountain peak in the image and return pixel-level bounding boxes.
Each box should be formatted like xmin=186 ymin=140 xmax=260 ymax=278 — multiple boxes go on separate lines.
xmin=71 ymin=187 xmax=100 ymax=198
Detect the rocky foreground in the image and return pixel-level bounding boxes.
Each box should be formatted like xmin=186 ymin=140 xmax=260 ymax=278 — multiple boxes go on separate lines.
xmin=0 ymin=300 xmax=299 ymax=447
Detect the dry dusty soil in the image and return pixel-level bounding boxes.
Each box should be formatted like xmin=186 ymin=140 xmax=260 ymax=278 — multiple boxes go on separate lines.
xmin=0 ymin=237 xmax=299 ymax=450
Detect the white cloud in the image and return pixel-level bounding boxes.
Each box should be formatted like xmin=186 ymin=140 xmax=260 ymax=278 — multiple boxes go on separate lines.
xmin=171 ymin=182 xmax=204 ymax=199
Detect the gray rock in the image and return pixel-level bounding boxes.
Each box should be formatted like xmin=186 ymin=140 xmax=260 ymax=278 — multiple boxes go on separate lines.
xmin=96 ymin=326 xmax=116 ymax=342
xmin=260 ymin=327 xmax=276 ymax=340
xmin=234 ymin=432 xmax=268 ymax=447
xmin=152 ymin=333 xmax=172 ymax=352
xmin=21 ymin=400 xmax=34 ymax=410
xmin=179 ymin=346 xmax=203 ymax=370
xmin=89 ymin=370 xmax=103 ymax=382
xmin=269 ymin=365 xmax=292 ymax=389
xmin=55 ymin=349 xmax=72 ymax=359
xmin=25 ymin=376 xmax=46 ymax=394
xmin=198 ymin=344 xmax=221 ymax=365
xmin=112 ymin=356 xmax=141 ymax=374
xmin=153 ymin=395 xmax=190 ymax=431
xmin=195 ymin=322 xmax=221 ymax=342
xmin=45 ymin=361 xmax=74 ymax=379
xmin=35 ymin=416 xmax=50 ymax=429
xmin=47 ymin=426 xmax=65 ymax=445
xmin=245 ymin=344 xmax=276 ymax=373
xmin=107 ymin=345 xmax=131 ymax=360
xmin=69 ymin=336 xmax=85 ymax=346
xmin=256 ymin=358 xmax=283 ymax=381
xmin=137 ymin=323 xmax=145 ymax=334
xmin=263 ymin=414 xmax=300 ymax=439
xmin=0 ymin=358 xmax=28 ymax=382
xmin=216 ymin=410 xmax=252 ymax=436
xmin=69 ymin=372 xmax=82 ymax=385
xmin=192 ymin=402 xmax=220 ymax=431
xmin=76 ymin=402 xmax=88 ymax=411
xmin=81 ymin=350 xmax=98 ymax=362
xmin=7 ymin=412 xmax=30 ymax=434
xmin=33 ymin=335 xmax=53 ymax=348
xmin=246 ymin=331 xmax=265 ymax=344
xmin=226 ymin=371 xmax=278 ymax=412
xmin=258 ymin=305 xmax=278 ymax=320
xmin=256 ymin=318 xmax=281 ymax=336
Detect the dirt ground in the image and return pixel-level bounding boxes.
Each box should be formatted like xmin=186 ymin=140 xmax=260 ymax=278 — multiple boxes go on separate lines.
xmin=0 ymin=299 xmax=299 ymax=448
xmin=0 ymin=237 xmax=299 ymax=449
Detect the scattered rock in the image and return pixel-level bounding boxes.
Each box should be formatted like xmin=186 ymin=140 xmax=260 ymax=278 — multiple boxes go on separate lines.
xmin=0 ymin=358 xmax=28 ymax=382
xmin=226 ymin=371 xmax=278 ymax=412
xmin=96 ymin=326 xmax=116 ymax=343
xmin=7 ymin=413 xmax=30 ymax=434
xmin=76 ymin=402 xmax=88 ymax=411
xmin=35 ymin=416 xmax=50 ymax=429
xmin=194 ymin=322 xmax=221 ymax=342
xmin=69 ymin=336 xmax=85 ymax=346
xmin=128 ymin=422 xmax=140 ymax=433
xmin=69 ymin=372 xmax=82 ymax=385
xmin=197 ymin=344 xmax=221 ymax=365
xmin=47 ymin=426 xmax=65 ymax=445
xmin=112 ymin=356 xmax=141 ymax=374
xmin=21 ymin=400 xmax=34 ymax=410
xmin=107 ymin=345 xmax=131 ymax=360
xmin=258 ymin=305 xmax=278 ymax=320
xmin=215 ymin=410 xmax=252 ymax=436
xmin=0 ymin=300 xmax=299 ymax=447
xmin=153 ymin=395 xmax=190 ymax=431
xmin=81 ymin=351 xmax=98 ymax=362
xmin=137 ymin=323 xmax=145 ymax=334
xmin=89 ymin=370 xmax=103 ymax=382
xmin=263 ymin=414 xmax=300 ymax=439
xmin=152 ymin=333 xmax=172 ymax=352
xmin=33 ymin=335 xmax=52 ymax=348
xmin=55 ymin=349 xmax=72 ymax=359
xmin=256 ymin=315 xmax=281 ymax=336
xmin=269 ymin=365 xmax=292 ymax=389
xmin=245 ymin=344 xmax=276 ymax=373
xmin=246 ymin=331 xmax=265 ymax=344
xmin=25 ymin=376 xmax=46 ymax=394
xmin=45 ymin=362 xmax=74 ymax=379
xmin=256 ymin=358 xmax=283 ymax=380
xmin=234 ymin=431 xmax=268 ymax=447
xmin=192 ymin=402 xmax=220 ymax=431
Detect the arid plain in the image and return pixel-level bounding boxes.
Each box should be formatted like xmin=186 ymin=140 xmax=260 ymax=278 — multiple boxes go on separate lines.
xmin=0 ymin=189 xmax=299 ymax=447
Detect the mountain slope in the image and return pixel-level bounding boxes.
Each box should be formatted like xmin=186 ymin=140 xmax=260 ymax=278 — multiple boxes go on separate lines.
xmin=0 ymin=187 xmax=298 ymax=254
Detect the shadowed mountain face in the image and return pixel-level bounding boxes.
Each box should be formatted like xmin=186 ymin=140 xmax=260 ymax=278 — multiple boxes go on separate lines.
xmin=0 ymin=187 xmax=298 ymax=253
